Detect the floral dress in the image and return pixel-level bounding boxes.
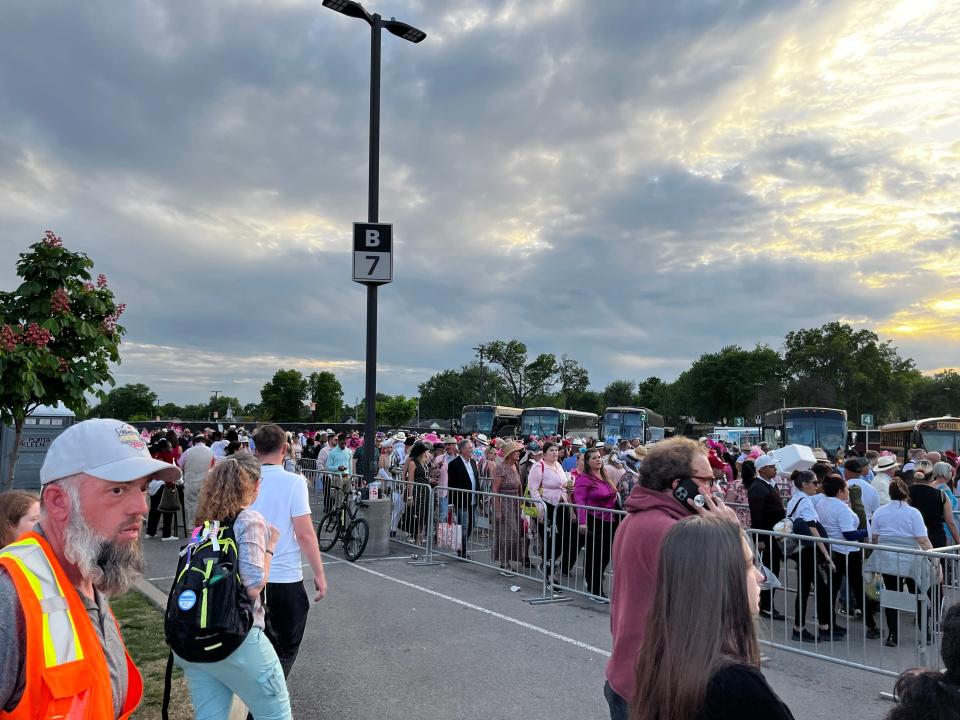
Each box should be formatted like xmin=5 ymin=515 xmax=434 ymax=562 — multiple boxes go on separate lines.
xmin=493 ymin=462 xmax=523 ymax=565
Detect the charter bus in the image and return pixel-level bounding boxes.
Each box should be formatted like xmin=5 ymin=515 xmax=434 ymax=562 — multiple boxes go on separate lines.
xmin=762 ymin=407 xmax=847 ymax=460
xmin=602 ymin=406 xmax=665 ymax=443
xmin=880 ymin=417 xmax=960 ymax=461
xmin=520 ymin=407 xmax=599 ymax=440
xmin=711 ymin=426 xmax=761 ymax=448
xmin=460 ymin=405 xmax=523 ymax=438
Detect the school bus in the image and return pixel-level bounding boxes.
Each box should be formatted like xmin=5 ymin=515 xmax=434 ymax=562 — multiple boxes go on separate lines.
xmin=880 ymin=417 xmax=960 ymax=461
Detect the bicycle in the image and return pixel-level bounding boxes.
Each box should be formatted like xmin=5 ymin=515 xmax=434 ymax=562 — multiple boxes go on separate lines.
xmin=316 ymin=486 xmax=369 ymax=562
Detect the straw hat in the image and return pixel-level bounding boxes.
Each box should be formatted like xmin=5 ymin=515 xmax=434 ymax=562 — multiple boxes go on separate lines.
xmin=500 ymin=440 xmax=524 ymax=460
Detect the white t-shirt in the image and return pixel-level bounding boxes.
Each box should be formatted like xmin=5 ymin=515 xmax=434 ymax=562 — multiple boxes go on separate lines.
xmin=872 ymin=501 xmax=927 ymax=539
xmin=210 ymin=440 xmax=229 ymax=459
xmin=785 ymin=494 xmax=820 ymax=523
xmin=250 ymin=464 xmax=311 ymax=583
xmin=817 ymin=496 xmax=861 ymax=555
xmin=848 ymin=477 xmax=880 ymax=517
xmin=871 ymin=473 xmax=893 ymax=506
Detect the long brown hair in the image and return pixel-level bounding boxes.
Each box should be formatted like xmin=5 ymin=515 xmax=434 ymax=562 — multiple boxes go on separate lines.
xmin=195 ymin=454 xmax=261 ymax=524
xmin=631 ymin=515 xmax=759 ymax=720
xmin=583 ymin=448 xmax=618 ymax=493
xmin=0 ymin=490 xmax=39 ymax=547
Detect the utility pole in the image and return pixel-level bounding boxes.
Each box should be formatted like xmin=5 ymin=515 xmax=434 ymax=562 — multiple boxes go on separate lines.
xmin=210 ymin=390 xmax=221 ymax=422
xmin=473 ymin=344 xmax=485 ymax=402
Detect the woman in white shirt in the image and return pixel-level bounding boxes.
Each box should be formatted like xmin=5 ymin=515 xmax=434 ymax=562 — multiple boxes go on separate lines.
xmin=784 ymin=470 xmax=835 ymax=642
xmin=527 ymin=441 xmax=577 ymax=579
xmin=870 ymin=477 xmax=932 ymax=647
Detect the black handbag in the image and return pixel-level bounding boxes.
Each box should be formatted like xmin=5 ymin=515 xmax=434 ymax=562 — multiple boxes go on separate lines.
xmin=158 ymin=484 xmax=182 ymax=513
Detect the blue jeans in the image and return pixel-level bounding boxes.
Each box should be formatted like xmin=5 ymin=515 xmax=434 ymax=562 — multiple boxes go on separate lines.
xmin=175 ymin=627 xmax=292 ymax=720
xmin=604 ymin=680 xmax=629 ymax=720
xmin=456 ymin=506 xmax=475 ymax=553
xmin=438 ymin=496 xmax=449 ymax=524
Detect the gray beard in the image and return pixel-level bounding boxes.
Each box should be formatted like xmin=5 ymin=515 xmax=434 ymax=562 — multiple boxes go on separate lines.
xmin=62 ymin=486 xmax=145 ymax=597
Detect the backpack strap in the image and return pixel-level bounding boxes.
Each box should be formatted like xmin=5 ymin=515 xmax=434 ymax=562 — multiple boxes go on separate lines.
xmin=161 ymin=650 xmax=173 ymax=720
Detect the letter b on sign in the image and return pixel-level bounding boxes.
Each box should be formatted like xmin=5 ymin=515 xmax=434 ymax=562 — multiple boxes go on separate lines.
xmin=365 ymin=229 xmax=380 ymax=248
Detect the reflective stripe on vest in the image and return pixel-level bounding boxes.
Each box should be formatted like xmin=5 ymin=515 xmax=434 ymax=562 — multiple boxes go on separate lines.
xmin=0 ymin=537 xmax=84 ymax=668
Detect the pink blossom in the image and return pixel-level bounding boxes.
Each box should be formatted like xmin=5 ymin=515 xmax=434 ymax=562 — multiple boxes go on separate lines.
xmin=43 ymin=231 xmax=62 ymax=248
xmin=97 ymin=274 xmax=108 ymax=288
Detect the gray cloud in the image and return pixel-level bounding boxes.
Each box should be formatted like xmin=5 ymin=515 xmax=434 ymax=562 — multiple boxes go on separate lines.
xmin=1 ymin=0 xmax=956 ymax=408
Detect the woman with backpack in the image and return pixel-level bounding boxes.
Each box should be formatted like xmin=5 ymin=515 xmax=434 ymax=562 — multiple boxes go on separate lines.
xmin=172 ymin=453 xmax=291 ymax=720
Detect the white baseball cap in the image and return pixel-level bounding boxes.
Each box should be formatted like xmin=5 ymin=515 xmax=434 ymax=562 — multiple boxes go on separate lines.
xmin=754 ymin=454 xmax=780 ymax=471
xmin=40 ymin=419 xmax=183 ymax=485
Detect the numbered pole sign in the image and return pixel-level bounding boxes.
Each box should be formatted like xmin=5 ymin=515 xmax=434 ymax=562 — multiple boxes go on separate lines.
xmin=352 ymin=222 xmax=393 ymax=285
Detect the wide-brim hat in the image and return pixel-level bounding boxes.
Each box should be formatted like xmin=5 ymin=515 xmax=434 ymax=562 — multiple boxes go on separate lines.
xmin=393 ymin=431 xmax=407 ymax=441
xmin=500 ymin=441 xmax=524 ymax=459
xmin=812 ymin=448 xmax=829 ymax=462
xmin=876 ymin=455 xmax=899 ymax=472
xmin=475 ymin=434 xmax=489 ymax=445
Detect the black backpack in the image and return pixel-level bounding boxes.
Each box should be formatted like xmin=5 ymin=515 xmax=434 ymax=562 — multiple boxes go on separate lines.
xmin=161 ymin=519 xmax=255 ymax=718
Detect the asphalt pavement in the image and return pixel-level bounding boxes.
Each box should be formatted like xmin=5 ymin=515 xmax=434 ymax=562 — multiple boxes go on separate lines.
xmin=139 ymin=538 xmax=897 ymax=719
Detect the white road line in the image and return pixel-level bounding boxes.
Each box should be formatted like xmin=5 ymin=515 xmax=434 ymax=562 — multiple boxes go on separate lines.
xmin=335 ymin=560 xmax=612 ymax=658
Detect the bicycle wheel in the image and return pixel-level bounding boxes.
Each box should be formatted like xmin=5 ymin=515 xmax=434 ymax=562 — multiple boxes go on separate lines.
xmin=316 ymin=510 xmax=341 ymax=552
xmin=343 ymin=518 xmax=369 ymax=562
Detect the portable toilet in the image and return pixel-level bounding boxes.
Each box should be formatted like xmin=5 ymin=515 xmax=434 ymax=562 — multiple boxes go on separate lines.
xmin=0 ymin=404 xmax=76 ymax=490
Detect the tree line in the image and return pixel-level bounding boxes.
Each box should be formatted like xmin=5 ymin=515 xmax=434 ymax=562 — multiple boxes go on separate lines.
xmin=89 ymin=322 xmax=956 ymax=429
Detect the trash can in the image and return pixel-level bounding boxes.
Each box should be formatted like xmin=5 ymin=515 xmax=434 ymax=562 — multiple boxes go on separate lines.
xmin=0 ymin=404 xmax=76 ymax=490
xmin=358 ymin=498 xmax=392 ymax=557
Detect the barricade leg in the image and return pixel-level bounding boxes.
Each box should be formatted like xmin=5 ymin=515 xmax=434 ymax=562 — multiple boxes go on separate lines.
xmin=524 ymin=501 xmax=572 ymax=604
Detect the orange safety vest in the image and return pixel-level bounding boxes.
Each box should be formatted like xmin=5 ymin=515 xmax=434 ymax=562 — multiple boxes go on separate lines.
xmin=0 ymin=532 xmax=143 ymax=719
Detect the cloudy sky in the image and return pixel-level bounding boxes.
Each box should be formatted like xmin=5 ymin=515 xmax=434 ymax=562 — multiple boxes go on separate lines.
xmin=2 ymin=0 xmax=958 ymax=408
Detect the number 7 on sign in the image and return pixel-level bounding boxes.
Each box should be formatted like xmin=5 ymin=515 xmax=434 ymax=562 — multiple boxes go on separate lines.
xmin=365 ymin=255 xmax=380 ymax=275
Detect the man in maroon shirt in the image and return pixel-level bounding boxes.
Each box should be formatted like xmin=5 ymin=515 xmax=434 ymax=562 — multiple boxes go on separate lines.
xmin=605 ymin=437 xmax=738 ymax=719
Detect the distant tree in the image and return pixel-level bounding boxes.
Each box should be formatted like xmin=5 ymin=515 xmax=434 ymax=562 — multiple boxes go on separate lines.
xmin=0 ymin=231 xmax=126 ymax=489
xmin=307 ymin=371 xmax=343 ymax=422
xmin=557 ymin=355 xmax=590 ymax=407
xmin=603 ymin=379 xmax=636 ymax=408
xmin=378 ymin=395 xmax=418 ymax=427
xmin=91 ymin=383 xmax=157 ymax=420
xmin=566 ymin=389 xmax=603 ymax=415
xmin=783 ymin=322 xmax=919 ymax=422
xmin=260 ymin=369 xmax=308 ymax=421
xmin=904 ymin=369 xmax=959 ymax=420
xmin=481 ymin=340 xmax=559 ymax=407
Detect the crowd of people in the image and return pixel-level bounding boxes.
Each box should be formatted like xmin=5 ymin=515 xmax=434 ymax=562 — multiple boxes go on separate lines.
xmin=0 ymin=417 xmax=958 ymax=719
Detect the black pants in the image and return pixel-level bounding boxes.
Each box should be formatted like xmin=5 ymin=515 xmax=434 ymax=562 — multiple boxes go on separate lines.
xmin=264 ymin=581 xmax=310 ymax=678
xmin=539 ymin=502 xmax=578 ymax=575
xmin=585 ymin=515 xmax=618 ymax=597
xmin=758 ymin=533 xmax=783 ymax=613
xmin=792 ymin=547 xmax=831 ymax=627
xmin=880 ymin=574 xmax=929 ymax=638
xmin=146 ymin=486 xmax=183 ymax=538
xmin=831 ymin=550 xmax=878 ymax=630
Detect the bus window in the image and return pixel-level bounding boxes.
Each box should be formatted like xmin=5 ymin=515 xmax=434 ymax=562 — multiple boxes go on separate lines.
xmin=461 ymin=407 xmax=494 ymax=435
xmin=920 ymin=430 xmax=959 ymax=453
xmin=521 ymin=412 xmax=560 ymax=437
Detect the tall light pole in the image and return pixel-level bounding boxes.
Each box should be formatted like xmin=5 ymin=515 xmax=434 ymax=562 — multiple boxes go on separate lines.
xmin=323 ymin=0 xmax=425 ymax=486
xmin=210 ymin=389 xmax=221 ymax=422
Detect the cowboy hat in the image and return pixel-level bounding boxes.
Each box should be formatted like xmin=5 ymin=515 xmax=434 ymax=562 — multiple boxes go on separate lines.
xmin=500 ymin=440 xmax=524 ymax=459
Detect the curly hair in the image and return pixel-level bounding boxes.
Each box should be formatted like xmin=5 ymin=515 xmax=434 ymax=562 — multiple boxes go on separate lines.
xmin=0 ymin=490 xmax=39 ymax=547
xmin=639 ymin=437 xmax=707 ymax=492
xmin=195 ymin=454 xmax=261 ymax=525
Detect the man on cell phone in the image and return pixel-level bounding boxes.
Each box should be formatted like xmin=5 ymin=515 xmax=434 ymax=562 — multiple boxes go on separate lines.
xmin=604 ymin=437 xmax=739 ymax=720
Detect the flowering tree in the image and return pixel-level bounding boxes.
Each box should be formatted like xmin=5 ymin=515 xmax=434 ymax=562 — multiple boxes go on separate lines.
xmin=0 ymin=231 xmax=125 ymax=489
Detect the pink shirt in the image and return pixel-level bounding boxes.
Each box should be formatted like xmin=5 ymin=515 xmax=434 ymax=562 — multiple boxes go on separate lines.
xmin=527 ymin=460 xmax=569 ymax=506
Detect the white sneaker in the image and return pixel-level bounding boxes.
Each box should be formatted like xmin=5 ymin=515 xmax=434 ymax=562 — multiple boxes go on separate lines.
xmin=144 ymin=534 xmax=155 ymax=539
xmin=161 ymin=536 xmax=180 ymax=542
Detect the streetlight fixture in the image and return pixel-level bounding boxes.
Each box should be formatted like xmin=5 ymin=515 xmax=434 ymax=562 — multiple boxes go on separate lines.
xmin=322 ymin=0 xmax=426 ymax=488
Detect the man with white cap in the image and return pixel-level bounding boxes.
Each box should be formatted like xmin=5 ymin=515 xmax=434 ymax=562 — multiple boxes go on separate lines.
xmin=0 ymin=418 xmax=182 ymax=718
xmin=748 ymin=454 xmax=786 ymax=620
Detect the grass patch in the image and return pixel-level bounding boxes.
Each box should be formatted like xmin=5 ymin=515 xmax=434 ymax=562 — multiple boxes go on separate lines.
xmin=113 ymin=591 xmax=193 ymax=720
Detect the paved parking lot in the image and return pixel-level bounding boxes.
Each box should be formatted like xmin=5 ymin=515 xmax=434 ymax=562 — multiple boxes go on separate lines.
xmin=140 ymin=538 xmax=897 ymax=719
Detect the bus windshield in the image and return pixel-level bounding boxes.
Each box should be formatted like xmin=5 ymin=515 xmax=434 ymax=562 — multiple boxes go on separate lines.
xmin=604 ymin=411 xmax=646 ymax=440
xmin=461 ymin=408 xmax=494 ymax=435
xmin=521 ymin=412 xmax=559 ymax=437
xmin=920 ymin=430 xmax=959 ymax=453
xmin=785 ymin=418 xmax=846 ymax=456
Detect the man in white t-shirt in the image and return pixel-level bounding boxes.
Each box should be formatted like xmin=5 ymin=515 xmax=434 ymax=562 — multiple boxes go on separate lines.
xmin=251 ymin=424 xmax=327 ymax=678
xmin=843 ymin=458 xmax=880 ymax=522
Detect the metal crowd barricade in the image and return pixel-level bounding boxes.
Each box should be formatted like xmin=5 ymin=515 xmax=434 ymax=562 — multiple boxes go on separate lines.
xmin=546 ymin=499 xmax=626 ymax=604
xmin=747 ymin=526 xmax=960 ymax=678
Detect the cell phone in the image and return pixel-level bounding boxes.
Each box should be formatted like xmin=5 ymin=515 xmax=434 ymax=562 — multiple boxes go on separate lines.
xmin=673 ymin=478 xmax=706 ymax=510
